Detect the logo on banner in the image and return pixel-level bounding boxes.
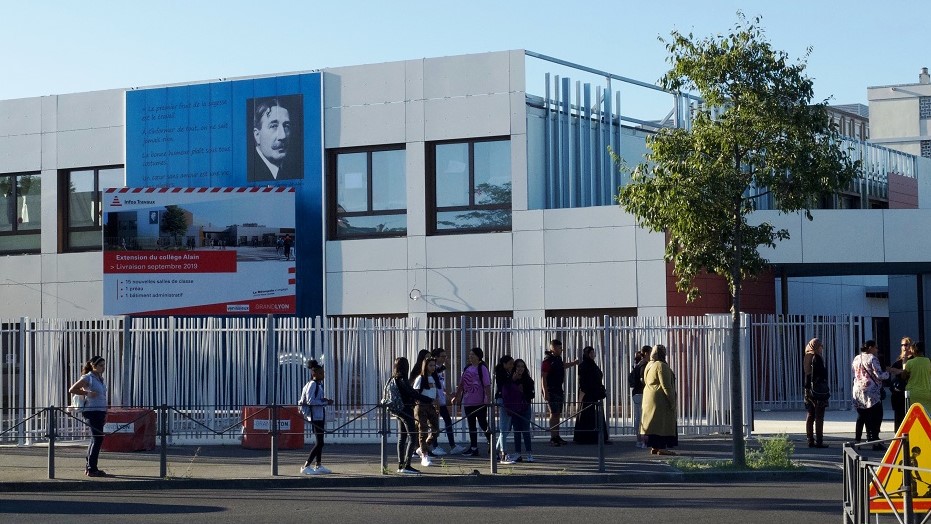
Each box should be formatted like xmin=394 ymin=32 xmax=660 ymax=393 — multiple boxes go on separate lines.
xmin=110 ymin=195 xmax=122 ymax=207
xmin=103 ymin=422 xmax=135 ymax=434
xmin=252 ymin=419 xmax=291 ymax=431
xmin=869 ymin=403 xmax=931 ymax=513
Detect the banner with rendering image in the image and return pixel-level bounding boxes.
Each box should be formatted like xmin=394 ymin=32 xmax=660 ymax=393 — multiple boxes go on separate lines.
xmin=102 ymin=187 xmax=295 ymax=315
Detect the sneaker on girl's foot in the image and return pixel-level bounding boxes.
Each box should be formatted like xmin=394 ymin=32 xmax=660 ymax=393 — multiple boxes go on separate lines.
xmin=398 ymin=466 xmax=421 ymax=475
xmin=524 ymin=454 xmax=535 ymax=462
xmin=420 ymin=455 xmax=433 ymax=467
xmin=461 ymin=447 xmax=479 ymax=457
xmin=412 ymin=448 xmax=422 ymax=458
xmin=431 ymin=446 xmax=447 ymax=456
xmin=300 ymin=466 xmax=318 ymax=475
xmin=314 ymin=465 xmax=332 ymax=474
xmin=449 ymin=444 xmax=467 ymax=455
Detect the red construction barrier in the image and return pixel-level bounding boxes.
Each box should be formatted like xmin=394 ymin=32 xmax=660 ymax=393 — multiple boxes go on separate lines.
xmin=101 ymin=408 xmax=156 ymax=452
xmin=241 ymin=406 xmax=304 ymax=450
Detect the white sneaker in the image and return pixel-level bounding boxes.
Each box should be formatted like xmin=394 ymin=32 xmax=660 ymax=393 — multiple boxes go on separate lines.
xmin=300 ymin=465 xmax=319 ymax=475
xmin=449 ymin=444 xmax=467 ymax=455
xmin=525 ymin=454 xmax=535 ymax=463
xmin=412 ymin=447 xmax=421 ymax=458
xmin=421 ymin=454 xmax=433 ymax=467
xmin=314 ymin=465 xmax=332 ymax=474
xmin=431 ymin=446 xmax=447 ymax=456
xmin=500 ymin=454 xmax=517 ymax=465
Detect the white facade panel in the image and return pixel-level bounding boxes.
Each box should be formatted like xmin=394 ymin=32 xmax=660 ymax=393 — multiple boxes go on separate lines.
xmin=0 ymin=97 xmax=42 ymax=137
xmin=324 ymin=103 xmax=406 ymax=148
xmin=54 ymin=252 xmax=102 ymax=283
xmin=636 ymin=259 xmax=668 ymax=309
xmin=39 ymin=170 xmax=58 ymax=254
xmin=425 ymin=233 xmax=512 ymax=269
xmin=512 ymin=209 xmax=544 ymax=231
xmin=326 ymin=270 xmax=409 ymax=315
xmin=423 ymin=94 xmax=511 ymax=141
xmin=323 ymin=63 xmax=406 ymax=108
xmin=543 ymin=206 xmax=634 ymax=230
xmin=634 ymin=226 xmax=666 ymax=262
xmin=0 ymin=254 xmax=42 ymax=284
xmin=885 ymin=210 xmax=931 ymax=262
xmin=423 ymin=52 xmax=511 ymax=99
xmin=512 ymin=264 xmax=544 ymax=311
xmin=544 ymin=226 xmax=636 ymax=264
xmin=405 ymin=141 xmax=427 ymax=236
xmin=56 ymin=90 xmax=124 ymax=132
xmin=510 ymin=132 xmax=528 ymax=212
xmin=404 ymin=60 xmax=424 ymax=101
xmin=326 ymin=238 xmax=407 ymax=272
xmin=0 ymin=282 xmax=43 ymax=317
xmin=801 ymin=211 xmax=885 ymax=263
xmin=512 ymin=230 xmax=544 ymax=266
xmin=53 ymin=281 xmax=103 ymax=317
xmin=405 ymin=100 xmax=425 ymax=143
xmin=56 ymin=127 xmax=124 ymax=169
xmin=0 ymin=133 xmax=41 ymax=172
xmin=544 ymin=261 xmax=638 ymax=310
xmin=425 ymin=266 xmax=513 ymax=312
xmin=750 ymin=211 xmax=804 ymax=263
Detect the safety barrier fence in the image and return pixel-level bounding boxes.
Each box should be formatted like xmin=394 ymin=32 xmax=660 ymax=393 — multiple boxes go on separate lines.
xmin=0 ymin=400 xmax=610 ymax=478
xmin=843 ymin=437 xmax=929 ymax=524
xmin=1 ymin=313 xmax=871 ymax=444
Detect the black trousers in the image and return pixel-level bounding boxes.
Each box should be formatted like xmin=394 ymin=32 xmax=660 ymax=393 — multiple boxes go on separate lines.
xmin=83 ymin=410 xmax=106 ymax=472
xmin=304 ymin=419 xmax=325 ymax=466
xmin=396 ymin=411 xmax=417 ymax=467
xmin=464 ymin=404 xmax=489 ymax=449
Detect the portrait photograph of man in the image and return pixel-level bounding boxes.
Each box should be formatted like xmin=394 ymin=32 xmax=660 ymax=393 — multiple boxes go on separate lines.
xmin=246 ymin=94 xmax=304 ymax=182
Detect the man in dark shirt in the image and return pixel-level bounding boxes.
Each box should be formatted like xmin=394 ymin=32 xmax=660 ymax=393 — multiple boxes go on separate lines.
xmin=541 ymin=339 xmax=578 ymax=446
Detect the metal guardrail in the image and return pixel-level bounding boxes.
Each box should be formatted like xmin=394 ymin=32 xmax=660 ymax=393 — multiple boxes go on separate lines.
xmin=0 ymin=400 xmax=610 ymax=479
xmin=843 ymin=436 xmax=931 ymax=524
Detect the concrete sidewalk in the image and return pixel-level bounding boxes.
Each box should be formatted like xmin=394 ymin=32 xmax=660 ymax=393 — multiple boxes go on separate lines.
xmin=0 ymin=409 xmax=869 ymax=492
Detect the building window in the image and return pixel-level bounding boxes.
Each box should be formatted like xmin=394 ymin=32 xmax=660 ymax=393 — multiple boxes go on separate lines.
xmin=60 ymin=166 xmax=124 ymax=252
xmin=0 ymin=172 xmax=41 ymax=255
xmin=429 ymin=138 xmax=511 ymax=234
xmin=329 ymin=146 xmax=406 ymax=239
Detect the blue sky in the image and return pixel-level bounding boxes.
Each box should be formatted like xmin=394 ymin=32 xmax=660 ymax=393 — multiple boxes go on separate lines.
xmin=2 ymin=0 xmax=928 ymax=109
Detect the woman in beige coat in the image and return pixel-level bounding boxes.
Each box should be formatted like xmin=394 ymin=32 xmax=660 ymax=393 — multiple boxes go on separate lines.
xmin=640 ymin=344 xmax=678 ymax=455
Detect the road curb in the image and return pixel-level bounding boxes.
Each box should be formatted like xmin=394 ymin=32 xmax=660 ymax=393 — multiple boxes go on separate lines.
xmin=0 ymin=466 xmax=839 ymax=493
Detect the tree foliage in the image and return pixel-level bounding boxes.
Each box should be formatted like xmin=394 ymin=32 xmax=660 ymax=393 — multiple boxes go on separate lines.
xmin=617 ymin=13 xmax=860 ymax=301
xmin=161 ymin=205 xmax=189 ymax=245
xmin=615 ymin=13 xmax=860 ymax=467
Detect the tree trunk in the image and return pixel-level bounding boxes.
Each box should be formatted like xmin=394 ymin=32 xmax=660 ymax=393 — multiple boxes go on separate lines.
xmin=730 ymin=212 xmax=746 ymax=468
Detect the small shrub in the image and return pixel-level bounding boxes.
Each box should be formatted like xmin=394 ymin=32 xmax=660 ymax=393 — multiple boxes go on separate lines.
xmin=746 ymin=434 xmax=795 ymax=470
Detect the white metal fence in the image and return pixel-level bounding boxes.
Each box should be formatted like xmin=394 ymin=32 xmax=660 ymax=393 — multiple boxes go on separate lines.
xmin=1 ymin=313 xmax=866 ymax=445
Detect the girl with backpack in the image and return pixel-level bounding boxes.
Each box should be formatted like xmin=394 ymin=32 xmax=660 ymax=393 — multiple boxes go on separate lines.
xmin=493 ymin=355 xmax=515 ymax=462
xmin=454 ymin=347 xmax=492 ymax=457
xmin=389 ymin=357 xmax=433 ymax=474
xmin=412 ymin=357 xmax=441 ymax=467
xmin=431 ymin=347 xmax=466 ymax=455
xmin=298 ymin=359 xmax=334 ymax=474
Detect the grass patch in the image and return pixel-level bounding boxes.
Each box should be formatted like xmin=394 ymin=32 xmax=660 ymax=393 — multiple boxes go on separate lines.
xmin=670 ymin=434 xmax=800 ymax=472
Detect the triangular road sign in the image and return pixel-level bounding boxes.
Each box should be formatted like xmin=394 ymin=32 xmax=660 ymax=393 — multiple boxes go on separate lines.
xmin=869 ymin=403 xmax=931 ymax=513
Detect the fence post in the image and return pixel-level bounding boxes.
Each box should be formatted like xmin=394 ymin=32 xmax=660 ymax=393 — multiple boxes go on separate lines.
xmin=380 ymin=404 xmax=389 ymax=474
xmin=18 ymin=317 xmax=27 ymax=446
xmin=489 ymin=403 xmax=498 ymax=474
xmin=596 ymin=401 xmax=605 ymax=473
xmin=47 ymin=407 xmax=55 ymax=479
xmin=159 ymin=404 xmax=168 ymax=479
xmin=270 ymin=404 xmax=279 ymax=476
xmin=903 ymin=433 xmax=914 ymax=524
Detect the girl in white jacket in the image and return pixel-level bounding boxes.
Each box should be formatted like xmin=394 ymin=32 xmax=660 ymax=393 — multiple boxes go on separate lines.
xmin=299 ymin=359 xmax=334 ymax=474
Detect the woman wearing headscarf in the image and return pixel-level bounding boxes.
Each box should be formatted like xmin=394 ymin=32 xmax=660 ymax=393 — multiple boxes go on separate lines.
xmin=573 ymin=345 xmax=610 ymax=444
xmin=804 ymin=338 xmax=829 ymax=448
xmin=640 ymin=344 xmax=677 ymax=455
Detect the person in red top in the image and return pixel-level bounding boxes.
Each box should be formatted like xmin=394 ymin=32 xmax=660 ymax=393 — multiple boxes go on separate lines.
xmin=541 ymin=339 xmax=578 ymax=446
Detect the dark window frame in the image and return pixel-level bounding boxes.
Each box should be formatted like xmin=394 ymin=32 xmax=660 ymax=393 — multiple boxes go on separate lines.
xmin=327 ymin=144 xmax=407 ymax=240
xmin=0 ymin=171 xmax=42 ymax=255
xmin=427 ymin=136 xmax=512 ymax=235
xmin=58 ymin=165 xmax=124 ymax=253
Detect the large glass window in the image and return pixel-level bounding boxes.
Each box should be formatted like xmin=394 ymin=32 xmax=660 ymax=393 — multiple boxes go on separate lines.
xmin=329 ymin=146 xmax=406 ymax=239
xmin=60 ymin=166 xmax=124 ymax=252
xmin=0 ymin=172 xmax=41 ymax=255
xmin=430 ymin=138 xmax=511 ymax=234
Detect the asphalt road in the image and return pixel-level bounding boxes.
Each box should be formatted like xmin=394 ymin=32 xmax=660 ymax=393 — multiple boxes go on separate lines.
xmin=0 ymin=482 xmax=844 ymax=523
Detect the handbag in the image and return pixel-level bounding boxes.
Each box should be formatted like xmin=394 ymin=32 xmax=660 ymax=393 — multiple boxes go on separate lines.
xmin=68 ymin=394 xmax=86 ymax=414
xmin=808 ymin=355 xmax=831 ymax=402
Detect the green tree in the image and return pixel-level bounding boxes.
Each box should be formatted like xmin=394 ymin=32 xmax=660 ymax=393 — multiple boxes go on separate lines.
xmin=161 ymin=206 xmax=189 ymax=247
xmin=615 ymin=14 xmax=859 ymax=467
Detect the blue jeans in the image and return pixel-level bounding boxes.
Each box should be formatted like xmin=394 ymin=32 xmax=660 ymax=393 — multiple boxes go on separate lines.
xmin=511 ymin=406 xmax=533 ymax=453
xmin=83 ymin=410 xmax=106 ymax=472
xmin=495 ymin=403 xmax=512 ymax=454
